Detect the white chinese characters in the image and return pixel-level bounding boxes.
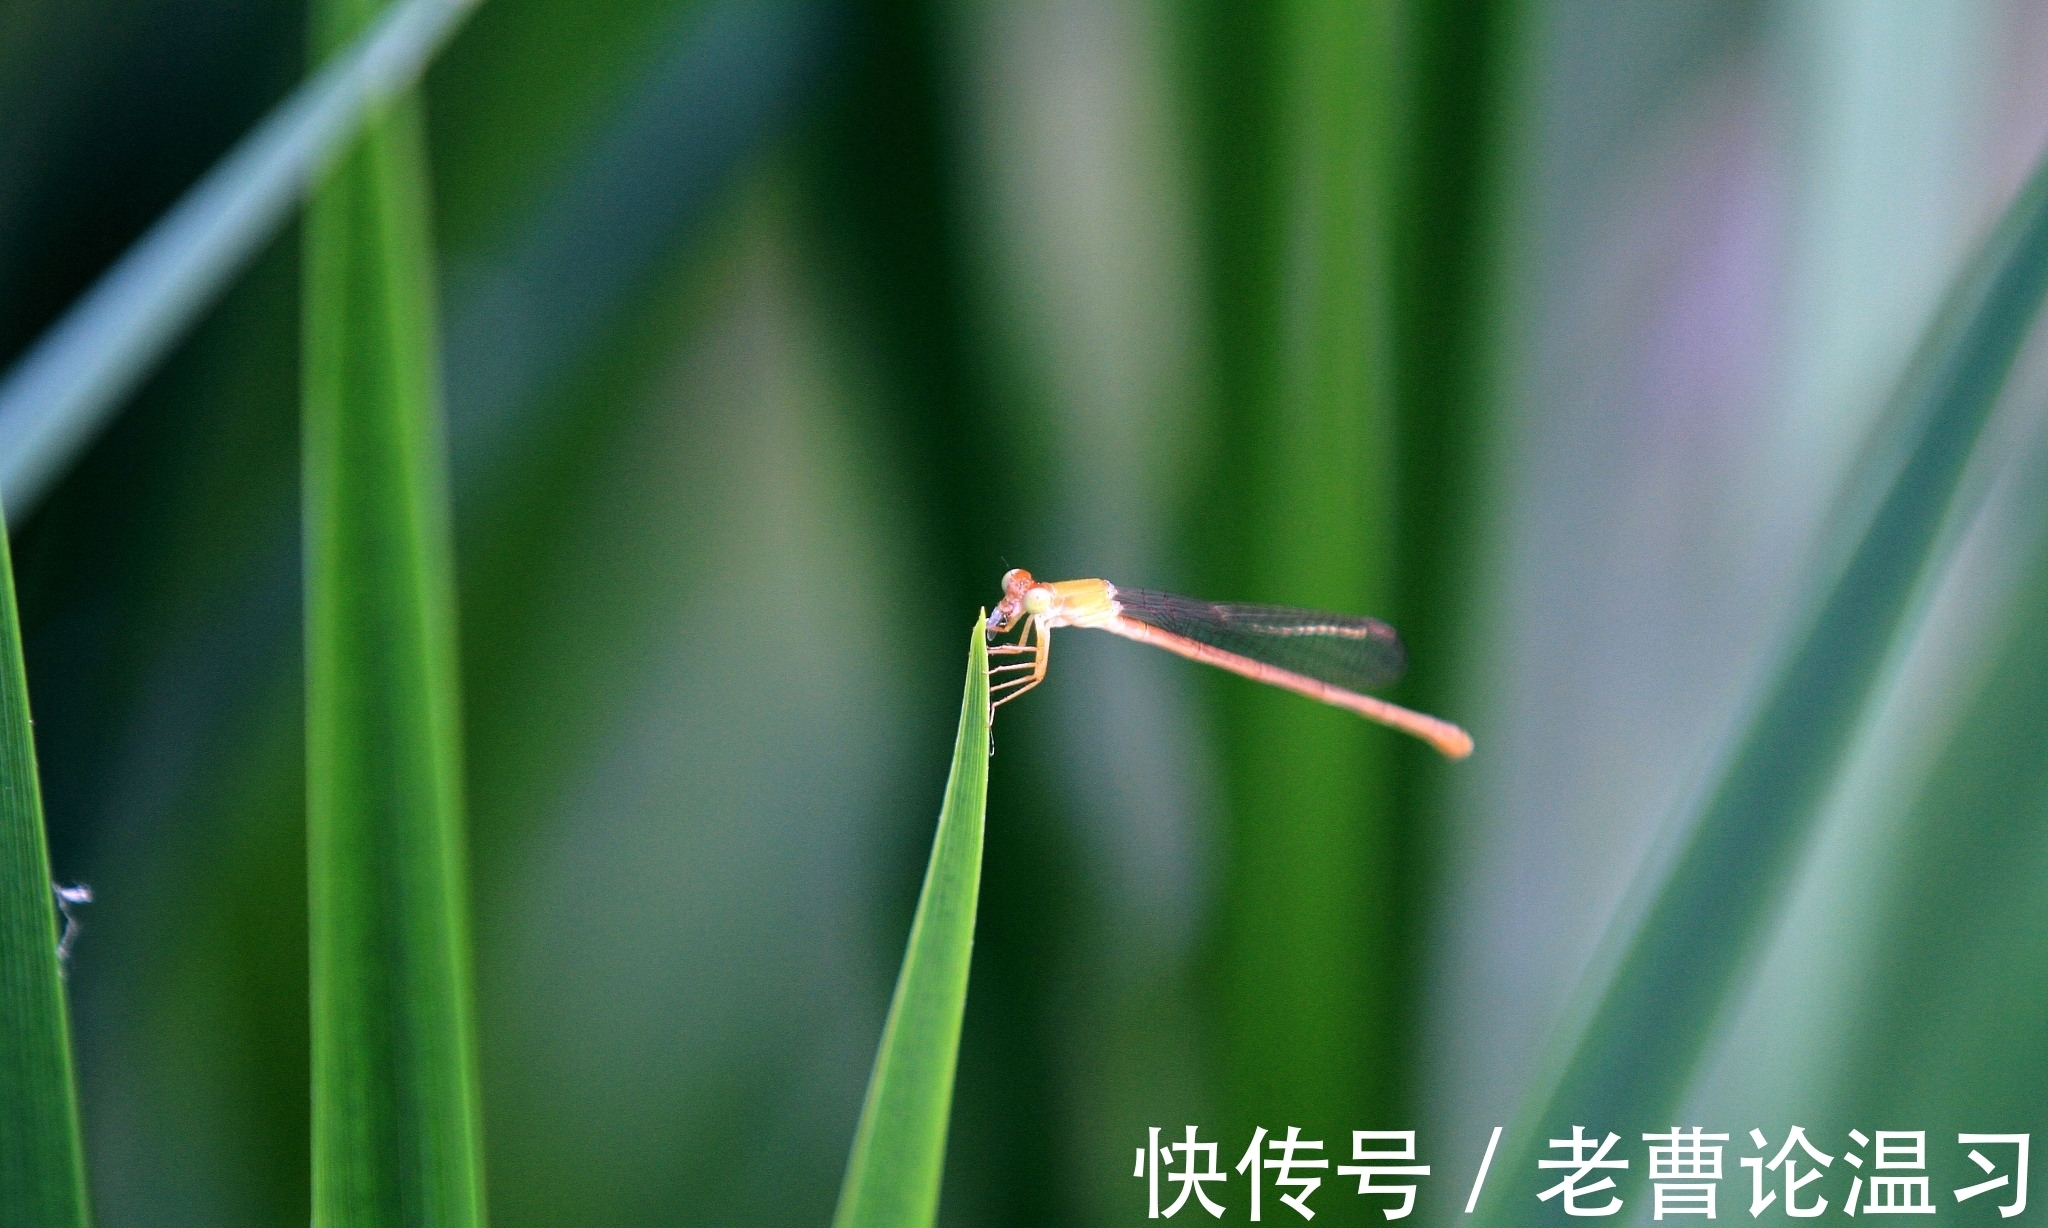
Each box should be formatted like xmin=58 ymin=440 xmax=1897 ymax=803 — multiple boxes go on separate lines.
xmin=1954 ymin=1135 xmax=2028 ymax=1219
xmin=1136 ymin=1126 xmax=2031 ymax=1220
xmin=1338 ymin=1131 xmax=1432 ymax=1220
xmin=1540 ymin=1126 xmax=1630 ymax=1216
xmin=1137 ymin=1127 xmax=1447 ymax=1220
xmin=1647 ymin=1127 xmax=1730 ymax=1218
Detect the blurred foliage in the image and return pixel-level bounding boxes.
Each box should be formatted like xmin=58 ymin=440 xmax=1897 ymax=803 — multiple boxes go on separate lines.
xmin=1480 ymin=138 xmax=2048 ymax=1228
xmin=4 ymin=2 xmax=2048 ymax=1228
xmin=302 ymin=0 xmax=483 ymax=1223
xmin=1178 ymin=1 xmax=1509 ymax=1166
xmin=1180 ymin=0 xmax=1408 ymax=1145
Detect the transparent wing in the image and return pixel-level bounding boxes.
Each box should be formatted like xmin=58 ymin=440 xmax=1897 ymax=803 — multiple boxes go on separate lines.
xmin=1112 ymin=587 xmax=1407 ymax=691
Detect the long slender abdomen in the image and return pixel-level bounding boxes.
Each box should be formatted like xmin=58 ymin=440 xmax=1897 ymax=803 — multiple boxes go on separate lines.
xmin=1098 ymin=615 xmax=1473 ymax=759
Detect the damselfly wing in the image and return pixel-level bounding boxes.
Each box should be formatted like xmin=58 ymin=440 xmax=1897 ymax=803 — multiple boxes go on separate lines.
xmin=1111 ymin=587 xmax=1407 ymax=694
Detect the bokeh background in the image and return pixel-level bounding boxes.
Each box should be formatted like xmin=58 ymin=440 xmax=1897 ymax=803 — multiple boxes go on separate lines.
xmin=6 ymin=1 xmax=2048 ymax=1225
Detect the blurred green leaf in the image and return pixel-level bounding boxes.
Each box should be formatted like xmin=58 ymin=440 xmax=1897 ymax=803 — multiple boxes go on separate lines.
xmin=1180 ymin=0 xmax=1407 ymax=1138
xmin=1826 ymin=458 xmax=2048 ymax=1127
xmin=1493 ymin=143 xmax=2048 ymax=1199
xmin=1389 ymin=0 xmax=1516 ymax=758
xmin=832 ymin=617 xmax=990 ymax=1228
xmin=0 ymin=0 xmax=482 ymax=518
xmin=303 ymin=0 xmax=484 ymax=1223
xmin=0 ymin=523 xmax=90 ymax=1228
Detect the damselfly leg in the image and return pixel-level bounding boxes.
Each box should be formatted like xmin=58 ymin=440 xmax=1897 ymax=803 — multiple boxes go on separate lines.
xmin=988 ymin=615 xmax=1050 ymax=709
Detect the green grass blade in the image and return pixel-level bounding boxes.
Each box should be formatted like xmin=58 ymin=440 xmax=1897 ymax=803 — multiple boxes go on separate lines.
xmin=304 ymin=0 xmax=484 ymax=1222
xmin=1181 ymin=0 xmax=1406 ymax=1133
xmin=0 ymin=523 xmax=89 ymax=1228
xmin=1823 ymin=455 xmax=2048 ymax=1125
xmin=1488 ymin=145 xmax=2048 ymax=1201
xmin=0 ymin=0 xmax=483 ymax=519
xmin=831 ymin=617 xmax=990 ymax=1228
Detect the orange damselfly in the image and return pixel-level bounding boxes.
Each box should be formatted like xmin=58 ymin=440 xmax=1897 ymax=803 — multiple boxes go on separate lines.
xmin=985 ymin=568 xmax=1473 ymax=759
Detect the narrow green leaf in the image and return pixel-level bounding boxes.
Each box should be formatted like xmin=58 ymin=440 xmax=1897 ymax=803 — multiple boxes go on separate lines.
xmin=0 ymin=0 xmax=484 ymax=519
xmin=0 ymin=522 xmax=89 ymax=1228
xmin=832 ymin=617 xmax=990 ymax=1228
xmin=1181 ymin=0 xmax=1405 ymax=1134
xmin=1488 ymin=144 xmax=2048 ymax=1203
xmin=1824 ymin=463 xmax=2048 ymax=1126
xmin=303 ymin=0 xmax=484 ymax=1223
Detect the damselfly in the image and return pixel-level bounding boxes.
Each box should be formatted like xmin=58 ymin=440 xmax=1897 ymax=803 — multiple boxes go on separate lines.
xmin=985 ymin=568 xmax=1473 ymax=759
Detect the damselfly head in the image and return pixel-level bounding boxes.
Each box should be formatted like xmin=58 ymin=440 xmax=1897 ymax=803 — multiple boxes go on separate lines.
xmin=987 ymin=568 xmax=1036 ymax=635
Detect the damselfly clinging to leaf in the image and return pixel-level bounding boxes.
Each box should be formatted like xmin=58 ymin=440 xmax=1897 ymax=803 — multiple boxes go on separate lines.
xmin=985 ymin=569 xmax=1473 ymax=759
